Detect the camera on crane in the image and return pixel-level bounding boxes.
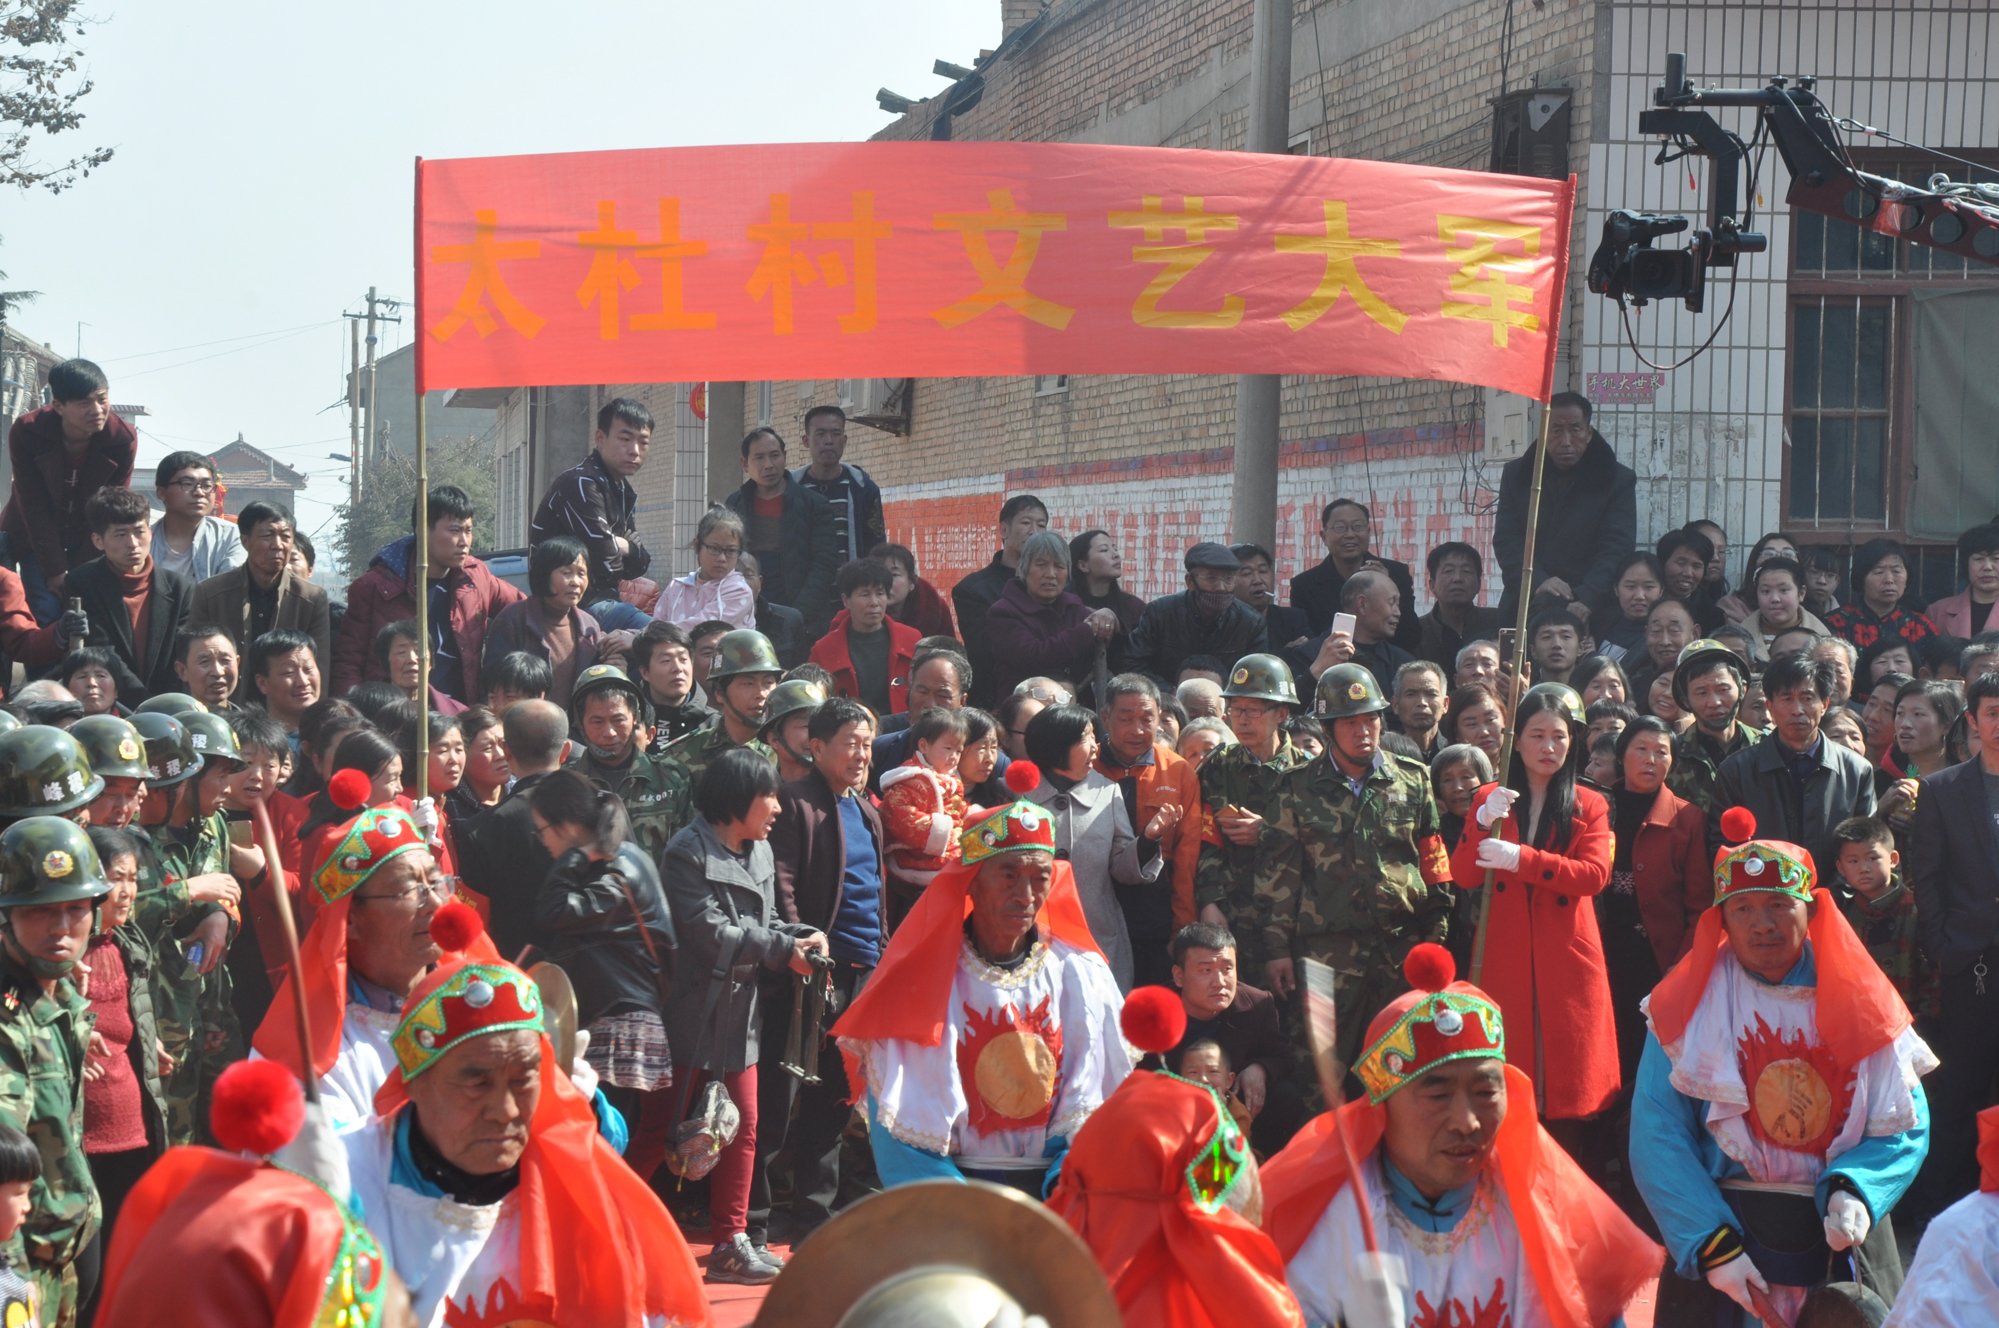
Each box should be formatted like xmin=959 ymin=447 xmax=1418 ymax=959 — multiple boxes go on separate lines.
xmin=1587 ymin=211 xmax=1693 ymax=306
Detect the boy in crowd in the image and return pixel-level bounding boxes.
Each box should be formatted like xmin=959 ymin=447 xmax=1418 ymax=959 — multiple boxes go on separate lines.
xmin=173 ymin=624 xmax=241 ymax=712
xmin=244 ymin=629 xmax=322 ymax=742
xmin=1831 ymin=815 xmax=1938 ymax=1024
xmin=150 ymin=451 xmax=244 ymax=583
xmin=483 ymin=650 xmax=551 ymax=712
xmin=1527 ymin=605 xmax=1582 ymax=686
xmin=809 ymin=559 xmax=919 ymax=716
xmin=1 ymin=357 xmax=137 ymax=622
xmin=529 ymin=398 xmax=655 ymax=630
xmin=52 ymin=486 xmax=196 ymax=705
xmin=632 ymin=620 xmax=715 ymax=754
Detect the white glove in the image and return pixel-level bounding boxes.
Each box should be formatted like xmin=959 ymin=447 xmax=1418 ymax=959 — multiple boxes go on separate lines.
xmin=1704 ymin=1255 xmax=1769 ymax=1315
xmin=1339 ymin=1250 xmax=1408 ymax=1328
xmin=1474 ymin=785 xmax=1519 ymax=829
xmin=1474 ymin=838 xmax=1522 ymax=873
xmin=568 ymin=1028 xmax=599 ymax=1101
xmin=271 ymin=1099 xmax=351 ymax=1205
xmin=1824 ymin=1190 xmax=1871 ymax=1251
xmin=411 ymin=796 xmax=441 ymax=846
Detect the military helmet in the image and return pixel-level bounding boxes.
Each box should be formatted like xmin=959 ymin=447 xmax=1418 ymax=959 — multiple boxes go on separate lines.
xmin=180 ymin=711 xmax=246 ymax=769
xmin=0 ymin=712 xmax=21 ymax=738
xmin=1314 ymin=663 xmax=1388 ymax=720
xmin=1672 ymin=638 xmax=1747 ymax=709
xmin=570 ymin=664 xmax=653 ymax=728
xmin=0 ymin=727 xmax=104 ymax=819
xmin=1221 ymin=653 xmax=1301 ymax=708
xmin=0 ymin=816 xmax=111 ymax=909
xmin=128 ymin=712 xmax=203 ymax=787
xmin=70 ymin=714 xmax=151 ymax=782
xmin=1520 ymin=681 xmax=1587 ymax=728
xmin=133 ymin=692 xmax=207 ymax=718
xmin=759 ymin=679 xmax=827 ymax=737
xmin=706 ymin=629 xmax=783 ymax=684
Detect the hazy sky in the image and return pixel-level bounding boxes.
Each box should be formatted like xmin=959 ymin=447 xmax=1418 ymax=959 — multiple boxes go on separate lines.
xmin=2 ymin=1 xmax=995 ymax=573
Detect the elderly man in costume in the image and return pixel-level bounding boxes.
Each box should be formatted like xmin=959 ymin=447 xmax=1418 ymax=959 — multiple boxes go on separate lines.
xmin=1630 ymin=808 xmax=1935 ymax=1325
xmin=98 ymin=1058 xmax=414 ymax=1327
xmin=1261 ymin=944 xmax=1660 ymax=1328
xmin=343 ymin=902 xmax=711 ymax=1328
xmin=252 ymin=769 xmax=498 ymax=1128
xmin=834 ymin=759 xmax=1130 ymax=1196
xmin=1049 ymin=985 xmax=1305 ymax=1327
xmin=1880 ymin=1105 xmax=1999 ymax=1327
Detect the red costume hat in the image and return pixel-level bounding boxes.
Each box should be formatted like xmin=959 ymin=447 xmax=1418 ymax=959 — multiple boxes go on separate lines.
xmin=1351 ymin=944 xmax=1506 ymax=1105
xmin=98 ymin=1061 xmax=394 ymax=1326
xmin=1646 ymin=808 xmax=1911 ymax=1076
xmin=371 ymin=910 xmax=712 ymax=1328
xmin=1262 ymin=947 xmax=1661 ymax=1328
xmin=832 ymin=762 xmax=1105 ymax=1097
xmin=1049 ymin=988 xmax=1305 ymax=1327
xmin=253 ymin=774 xmax=497 ymax=1083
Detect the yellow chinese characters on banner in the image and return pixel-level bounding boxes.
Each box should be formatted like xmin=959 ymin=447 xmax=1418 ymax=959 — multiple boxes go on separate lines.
xmin=416 ymin=141 xmax=1574 ymax=399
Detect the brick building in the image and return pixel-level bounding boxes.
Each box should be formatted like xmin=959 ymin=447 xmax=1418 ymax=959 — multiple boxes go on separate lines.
xmin=729 ymin=0 xmax=1999 ymax=606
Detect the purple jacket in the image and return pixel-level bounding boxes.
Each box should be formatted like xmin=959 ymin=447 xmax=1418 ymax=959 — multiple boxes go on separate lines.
xmin=986 ymin=578 xmax=1100 ymax=699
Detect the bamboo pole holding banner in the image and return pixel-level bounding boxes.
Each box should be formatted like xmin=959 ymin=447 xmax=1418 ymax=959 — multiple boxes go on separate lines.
xmin=412 ymin=157 xmax=431 ymax=802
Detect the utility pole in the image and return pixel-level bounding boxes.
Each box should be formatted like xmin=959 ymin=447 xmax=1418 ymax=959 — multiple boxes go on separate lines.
xmin=1229 ymin=0 xmax=1293 ymax=551
xmin=347 ymin=320 xmax=362 ymax=511
xmin=345 ymin=288 xmax=402 ymax=498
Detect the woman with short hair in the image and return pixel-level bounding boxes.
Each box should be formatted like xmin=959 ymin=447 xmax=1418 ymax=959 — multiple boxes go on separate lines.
xmin=480 ymin=534 xmax=604 ymax=706
xmin=986 ymin=532 xmax=1119 ymax=701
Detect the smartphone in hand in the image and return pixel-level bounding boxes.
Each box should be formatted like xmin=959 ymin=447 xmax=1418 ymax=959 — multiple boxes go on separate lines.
xmin=1331 ymin=612 xmax=1357 ymax=636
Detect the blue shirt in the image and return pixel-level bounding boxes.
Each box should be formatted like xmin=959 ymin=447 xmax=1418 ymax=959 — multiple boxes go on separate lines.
xmin=827 ymin=794 xmax=884 ymax=965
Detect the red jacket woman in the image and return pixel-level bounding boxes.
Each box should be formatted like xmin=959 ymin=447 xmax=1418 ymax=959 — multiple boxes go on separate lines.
xmin=1449 ymin=685 xmax=1619 ymax=1122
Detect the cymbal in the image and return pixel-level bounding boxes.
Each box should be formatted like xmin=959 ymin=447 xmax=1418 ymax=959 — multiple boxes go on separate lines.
xmin=527 ymin=962 xmax=578 ymax=1068
xmin=755 ymin=1180 xmax=1120 ymax=1328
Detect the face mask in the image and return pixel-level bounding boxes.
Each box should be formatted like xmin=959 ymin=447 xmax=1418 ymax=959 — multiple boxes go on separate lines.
xmin=1194 ymin=589 xmax=1235 ymax=618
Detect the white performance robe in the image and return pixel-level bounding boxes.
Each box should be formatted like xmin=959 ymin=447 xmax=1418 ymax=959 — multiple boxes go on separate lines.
xmin=1287 ymin=1160 xmax=1544 ymax=1328
xmin=848 ymin=935 xmax=1130 ymax=1172
xmin=344 ymin=1117 xmax=672 ymax=1328
xmin=247 ymin=1001 xmax=398 ymax=1133
xmin=1881 ymin=1190 xmax=1999 ymax=1328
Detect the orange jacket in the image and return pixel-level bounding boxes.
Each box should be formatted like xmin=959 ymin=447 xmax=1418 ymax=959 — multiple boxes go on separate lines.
xmin=1095 ymin=740 xmax=1203 ymax=930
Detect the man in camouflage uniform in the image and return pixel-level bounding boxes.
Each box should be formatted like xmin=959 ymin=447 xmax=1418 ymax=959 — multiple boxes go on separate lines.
xmin=1194 ymin=654 xmax=1309 ymax=979
xmin=1666 ymin=638 xmax=1760 ymax=817
xmin=0 ymin=816 xmax=111 ymax=1324
xmin=570 ymin=664 xmax=691 ymax=867
xmin=145 ymin=710 xmax=247 ymax=1145
xmin=663 ymin=628 xmax=779 ymax=785
xmin=1254 ymin=663 xmax=1455 ymax=1092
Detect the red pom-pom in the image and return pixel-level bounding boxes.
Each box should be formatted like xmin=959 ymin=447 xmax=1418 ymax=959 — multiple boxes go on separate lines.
xmin=209 ymin=1059 xmax=305 ymax=1156
xmin=1720 ymin=806 xmax=1758 ymax=845
xmin=1121 ymin=985 xmax=1188 ymax=1055
xmin=1004 ymin=760 xmax=1042 ymax=795
xmin=328 ymin=768 xmax=372 ymax=811
xmin=428 ymin=899 xmax=483 ymax=954
xmin=1403 ymin=942 xmax=1457 ymax=993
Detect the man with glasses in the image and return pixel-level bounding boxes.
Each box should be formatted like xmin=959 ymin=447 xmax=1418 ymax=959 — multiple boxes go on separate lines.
xmin=187 ymin=501 xmax=332 ymax=683
xmin=333 ymin=484 xmax=522 ymax=702
xmin=1287 ymin=498 xmax=1422 ymax=653
xmin=150 ymin=451 xmax=244 ymax=583
xmin=250 ymin=801 xmax=479 ymax=1129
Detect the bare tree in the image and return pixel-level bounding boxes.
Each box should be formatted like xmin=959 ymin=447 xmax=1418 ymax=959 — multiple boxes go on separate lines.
xmin=2 ymin=0 xmax=112 ymax=193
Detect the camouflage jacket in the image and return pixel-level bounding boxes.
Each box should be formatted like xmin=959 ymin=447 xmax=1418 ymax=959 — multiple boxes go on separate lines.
xmin=1194 ymin=736 xmax=1310 ymax=921
xmin=661 ymin=721 xmax=773 ymax=788
xmin=1667 ymin=721 xmax=1761 ymax=818
xmin=147 ymin=814 xmax=241 ymax=1100
xmin=0 ymin=945 xmax=98 ymax=1269
xmin=1255 ymin=752 xmax=1455 ymax=969
xmin=577 ymin=748 xmax=693 ymax=869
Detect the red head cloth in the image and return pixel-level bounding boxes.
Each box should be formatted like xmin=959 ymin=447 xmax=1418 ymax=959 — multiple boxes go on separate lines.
xmin=831 ymin=842 xmax=1103 ymax=1101
xmin=1645 ymin=888 xmax=1911 ymax=1076
xmin=252 ymin=808 xmax=497 ymax=1083
xmin=1981 ymin=1106 xmax=1999 ymax=1193
xmin=98 ymin=1149 xmax=393 ymax=1326
xmin=373 ymin=953 xmax=713 ymax=1328
xmin=1048 ymin=1071 xmax=1305 ymax=1328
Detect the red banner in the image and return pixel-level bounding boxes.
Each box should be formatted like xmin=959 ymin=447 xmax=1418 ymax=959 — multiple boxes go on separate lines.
xmin=415 ymin=142 xmax=1574 ymax=400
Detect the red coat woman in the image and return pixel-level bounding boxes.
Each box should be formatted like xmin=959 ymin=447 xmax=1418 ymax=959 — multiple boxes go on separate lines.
xmin=1449 ymin=684 xmax=1619 ymax=1122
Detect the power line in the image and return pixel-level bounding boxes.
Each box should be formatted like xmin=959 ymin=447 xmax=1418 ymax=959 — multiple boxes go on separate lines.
xmin=118 ymin=322 xmax=339 ymax=381
xmin=100 ymin=319 xmax=340 ymax=363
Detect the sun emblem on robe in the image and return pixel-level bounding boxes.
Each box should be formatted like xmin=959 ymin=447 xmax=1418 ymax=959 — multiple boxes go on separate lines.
xmin=441 ymin=1279 xmax=557 ymax=1328
xmin=1412 ymin=1278 xmax=1511 ymax=1328
xmin=1736 ymin=1012 xmax=1855 ymax=1153
xmin=956 ymin=995 xmax=1064 ymax=1134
